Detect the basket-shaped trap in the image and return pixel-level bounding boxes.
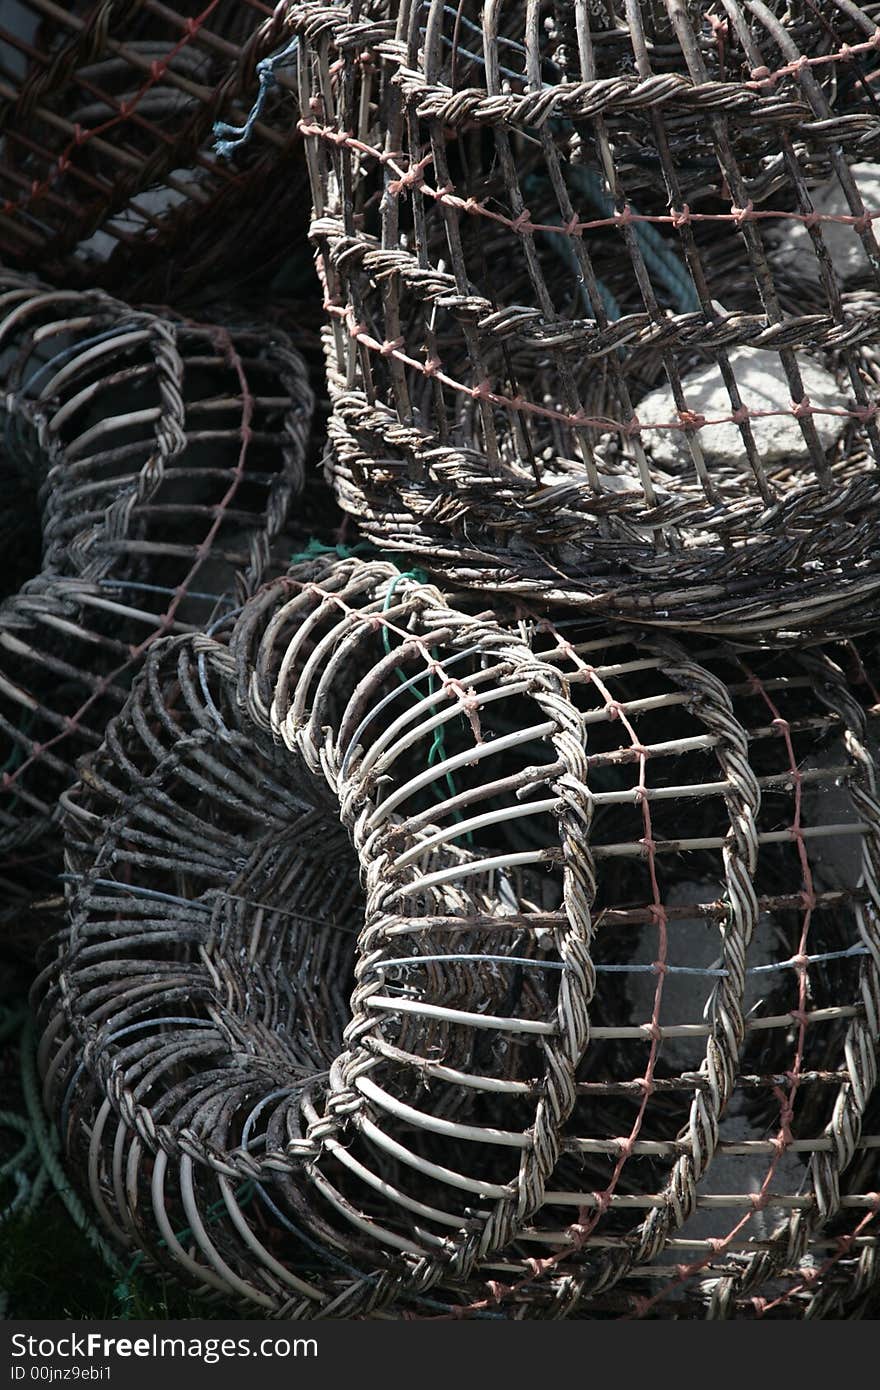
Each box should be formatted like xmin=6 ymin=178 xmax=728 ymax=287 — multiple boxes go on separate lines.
xmin=37 ymin=558 xmax=880 ymax=1317
xmin=0 ymin=270 xmax=313 ymax=863
xmin=0 ymin=0 xmax=305 ymax=299
xmin=294 ymin=0 xmax=880 ymax=640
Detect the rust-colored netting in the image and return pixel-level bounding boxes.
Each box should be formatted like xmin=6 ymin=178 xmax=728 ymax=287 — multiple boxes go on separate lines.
xmin=0 ymin=270 xmax=313 ymax=932
xmin=35 ymin=559 xmax=880 ymax=1318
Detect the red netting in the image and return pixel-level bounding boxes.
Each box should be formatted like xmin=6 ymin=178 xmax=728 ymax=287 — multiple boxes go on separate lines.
xmin=0 ymin=270 xmax=314 ymax=950
xmin=3 ymin=0 xmax=880 ymax=1327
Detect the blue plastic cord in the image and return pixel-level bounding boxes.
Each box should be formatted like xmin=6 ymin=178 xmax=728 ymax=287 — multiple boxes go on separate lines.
xmin=214 ymin=35 xmax=299 ymax=157
xmin=215 ymin=26 xmax=698 ymax=317
xmin=20 ymin=324 xmax=143 ymax=400
xmin=374 ymin=942 xmax=871 ymax=979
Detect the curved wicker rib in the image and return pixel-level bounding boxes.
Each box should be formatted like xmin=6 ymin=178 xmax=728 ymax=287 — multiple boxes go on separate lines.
xmin=0 ymin=270 xmax=313 ymax=860
xmin=36 ymin=558 xmax=880 ymax=1317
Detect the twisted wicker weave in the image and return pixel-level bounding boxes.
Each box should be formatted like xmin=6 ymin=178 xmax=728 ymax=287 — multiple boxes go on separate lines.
xmin=0 ymin=0 xmax=305 ymax=299
xmin=0 ymin=270 xmax=313 ymax=861
xmin=293 ymin=0 xmax=880 ymax=640
xmin=37 ymin=558 xmax=880 ymax=1317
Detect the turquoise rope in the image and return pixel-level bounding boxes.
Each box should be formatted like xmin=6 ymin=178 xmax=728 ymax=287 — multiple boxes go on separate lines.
xmin=0 ymin=1009 xmax=125 ymax=1315
xmin=564 ymin=164 xmax=699 ymax=314
xmin=216 ymin=39 xmax=697 ymax=316
xmin=524 ymin=165 xmax=698 ymax=321
xmin=527 ymin=198 xmax=622 ymax=320
xmin=380 ymin=572 xmax=472 ymax=839
xmin=289 ymin=537 xmax=377 ymax=564
xmin=0 ymin=1010 xmax=34 ymax=1226
xmin=0 ymin=1114 xmax=36 ymax=1220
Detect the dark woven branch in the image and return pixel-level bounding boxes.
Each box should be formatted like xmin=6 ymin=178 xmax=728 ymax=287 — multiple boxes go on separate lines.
xmin=0 ymin=0 xmax=305 ymax=298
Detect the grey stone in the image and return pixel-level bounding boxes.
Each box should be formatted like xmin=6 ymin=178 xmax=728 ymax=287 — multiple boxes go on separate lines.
xmin=772 ymin=162 xmax=880 ymax=285
xmin=625 ymin=878 xmax=807 ymax=1270
xmin=634 ymin=345 xmax=846 ymax=470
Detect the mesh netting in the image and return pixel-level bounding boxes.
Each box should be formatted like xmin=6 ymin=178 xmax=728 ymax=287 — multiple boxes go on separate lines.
xmin=292 ymin=0 xmax=880 ymax=639
xmin=0 ymin=0 xmax=306 ymax=300
xmin=33 ymin=557 xmax=880 ymax=1318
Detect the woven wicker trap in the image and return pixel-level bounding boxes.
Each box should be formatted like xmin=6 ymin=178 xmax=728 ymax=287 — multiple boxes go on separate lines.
xmin=0 ymin=269 xmax=313 ymax=862
xmin=35 ymin=558 xmax=880 ymax=1317
xmin=294 ymin=0 xmax=880 ymax=639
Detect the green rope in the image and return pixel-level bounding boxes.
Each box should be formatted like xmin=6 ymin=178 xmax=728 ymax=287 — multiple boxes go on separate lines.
xmin=0 ymin=1001 xmax=258 ymax=1318
xmin=289 ymin=537 xmax=379 ymax=564
xmin=18 ymin=1016 xmax=124 ymax=1277
xmin=0 ymin=1006 xmax=126 ymax=1315
xmin=380 ymin=572 xmax=472 ymax=841
xmin=288 ymin=558 xmax=474 ymax=841
xmin=0 ymin=1008 xmax=35 ymax=1226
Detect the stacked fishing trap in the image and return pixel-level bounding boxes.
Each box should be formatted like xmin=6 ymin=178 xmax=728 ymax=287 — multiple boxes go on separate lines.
xmin=3 ymin=0 xmax=880 ymax=1321
xmin=296 ymin=0 xmax=880 ymax=639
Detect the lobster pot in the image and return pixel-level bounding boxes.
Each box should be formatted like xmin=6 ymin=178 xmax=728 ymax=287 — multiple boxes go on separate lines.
xmin=41 ymin=561 xmax=592 ymax=1315
xmin=294 ymin=0 xmax=880 ymax=640
xmin=0 ymin=271 xmax=313 ymax=864
xmin=38 ymin=558 xmax=880 ymax=1318
xmin=0 ymin=0 xmax=305 ymax=299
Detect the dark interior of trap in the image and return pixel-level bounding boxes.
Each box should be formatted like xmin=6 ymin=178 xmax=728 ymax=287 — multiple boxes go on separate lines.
xmin=0 ymin=0 xmax=310 ymax=302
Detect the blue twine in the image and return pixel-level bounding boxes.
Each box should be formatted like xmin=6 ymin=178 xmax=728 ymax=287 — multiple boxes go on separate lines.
xmin=60 ymin=874 xmax=215 ymax=909
xmin=219 ymin=20 xmax=696 ymax=317
xmin=214 ymin=35 xmax=299 ymax=158
xmin=20 ymin=324 xmax=143 ymax=401
xmin=3 ymin=323 xmax=144 ymax=474
xmin=97 ymin=578 xmax=236 ymax=607
xmin=373 ymin=942 xmax=871 ymax=979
